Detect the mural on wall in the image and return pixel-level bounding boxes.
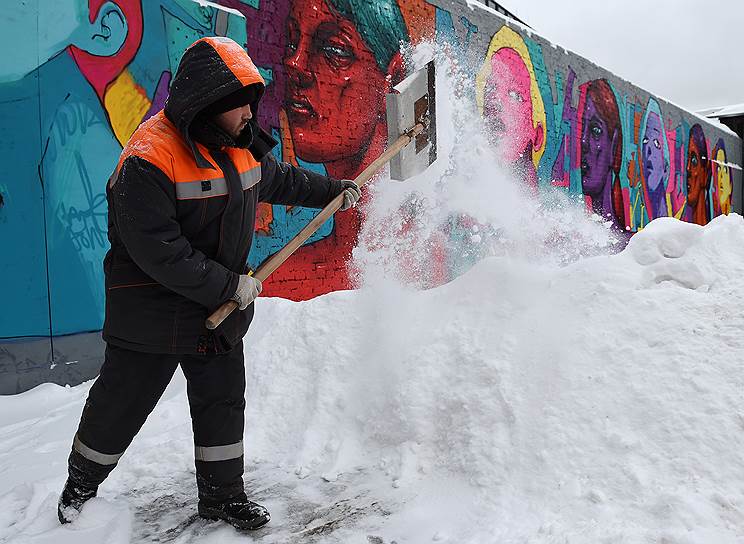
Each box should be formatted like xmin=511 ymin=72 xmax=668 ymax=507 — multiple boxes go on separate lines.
xmin=712 ymin=139 xmax=733 ymax=216
xmin=468 ymin=17 xmax=738 ymax=237
xmin=0 ymin=0 xmax=741 ymax=382
xmin=475 ymin=25 xmax=546 ymax=192
xmin=639 ymin=98 xmax=671 ymax=220
xmin=577 ymin=79 xmax=624 ymax=231
xmin=0 ymin=0 xmax=247 ymax=341
xmin=220 ymin=0 xmax=442 ymax=298
xmin=686 ymin=124 xmax=710 ymax=225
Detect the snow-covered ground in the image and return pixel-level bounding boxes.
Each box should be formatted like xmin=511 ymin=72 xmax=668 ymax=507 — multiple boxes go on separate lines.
xmin=3 ymin=214 xmax=744 ymax=543
xmin=3 ymin=46 xmax=744 ymax=543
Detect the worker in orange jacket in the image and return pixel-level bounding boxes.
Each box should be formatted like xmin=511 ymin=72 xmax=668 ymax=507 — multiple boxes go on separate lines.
xmin=58 ymin=36 xmax=360 ymax=530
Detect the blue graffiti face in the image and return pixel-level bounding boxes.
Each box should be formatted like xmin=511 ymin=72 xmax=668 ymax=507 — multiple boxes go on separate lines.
xmin=0 ymin=0 xmax=128 ymax=83
xmin=580 ymin=95 xmax=613 ymax=196
xmin=642 ymin=111 xmax=666 ymax=191
xmin=0 ymin=0 xmax=84 ymax=81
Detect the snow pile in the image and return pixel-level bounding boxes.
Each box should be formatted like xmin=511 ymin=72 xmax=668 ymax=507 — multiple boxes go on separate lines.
xmin=3 ymin=215 xmax=744 ymax=543
xmin=243 ymin=213 xmax=744 ymax=543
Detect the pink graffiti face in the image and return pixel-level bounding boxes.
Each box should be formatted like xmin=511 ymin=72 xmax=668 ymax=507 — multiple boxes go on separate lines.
xmin=580 ymin=95 xmax=614 ymax=196
xmin=483 ymin=48 xmax=535 ymax=163
xmin=642 ymin=112 xmax=666 ymax=191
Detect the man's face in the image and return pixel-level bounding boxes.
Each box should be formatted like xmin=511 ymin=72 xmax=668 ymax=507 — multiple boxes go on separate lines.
xmin=686 ymin=137 xmax=706 ymax=206
xmin=580 ymin=95 xmax=614 ymax=196
xmin=483 ymin=47 xmax=535 ymax=163
xmin=642 ymin=112 xmax=665 ymax=191
xmin=214 ymin=103 xmax=252 ymax=139
xmin=283 ymin=0 xmax=391 ymax=164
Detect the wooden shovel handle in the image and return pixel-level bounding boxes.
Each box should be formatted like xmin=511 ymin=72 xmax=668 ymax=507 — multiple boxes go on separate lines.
xmin=205 ymin=123 xmax=424 ymax=330
xmin=205 ymin=300 xmax=239 ymax=330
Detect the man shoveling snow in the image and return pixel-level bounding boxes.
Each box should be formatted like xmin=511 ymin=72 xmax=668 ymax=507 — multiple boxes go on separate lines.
xmin=56 ymin=36 xmax=360 ymax=531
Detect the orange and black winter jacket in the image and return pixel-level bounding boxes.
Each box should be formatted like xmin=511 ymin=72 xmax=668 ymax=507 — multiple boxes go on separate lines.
xmin=103 ymin=37 xmax=343 ymax=354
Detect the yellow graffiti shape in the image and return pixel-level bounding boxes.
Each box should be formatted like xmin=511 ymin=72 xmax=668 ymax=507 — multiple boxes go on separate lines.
xmin=104 ymin=70 xmax=152 ymax=146
xmin=716 ymin=148 xmax=732 ymax=215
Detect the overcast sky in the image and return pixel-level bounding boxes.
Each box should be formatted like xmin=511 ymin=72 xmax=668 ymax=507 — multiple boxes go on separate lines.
xmin=497 ymin=0 xmax=744 ymax=113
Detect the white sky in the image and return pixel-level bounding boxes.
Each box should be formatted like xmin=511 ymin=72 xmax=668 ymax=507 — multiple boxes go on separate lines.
xmin=497 ymin=0 xmax=744 ymax=113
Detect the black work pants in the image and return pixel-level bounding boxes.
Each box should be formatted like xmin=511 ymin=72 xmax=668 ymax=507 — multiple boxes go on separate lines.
xmin=67 ymin=342 xmax=247 ymax=504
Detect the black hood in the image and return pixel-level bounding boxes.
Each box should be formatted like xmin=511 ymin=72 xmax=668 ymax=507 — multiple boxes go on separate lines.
xmin=164 ymin=37 xmax=277 ymax=169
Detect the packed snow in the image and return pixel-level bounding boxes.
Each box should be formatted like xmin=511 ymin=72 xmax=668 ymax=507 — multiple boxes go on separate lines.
xmin=2 ymin=45 xmax=744 ymax=543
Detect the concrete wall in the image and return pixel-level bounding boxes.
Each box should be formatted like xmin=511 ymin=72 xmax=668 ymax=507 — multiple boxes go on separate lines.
xmin=0 ymin=0 xmax=740 ymax=393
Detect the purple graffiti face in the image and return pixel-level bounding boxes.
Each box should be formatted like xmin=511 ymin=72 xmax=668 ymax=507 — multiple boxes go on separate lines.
xmin=580 ymin=96 xmax=614 ymax=196
xmin=642 ymin=112 xmax=665 ymax=191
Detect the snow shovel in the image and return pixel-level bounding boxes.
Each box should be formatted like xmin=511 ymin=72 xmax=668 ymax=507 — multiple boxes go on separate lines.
xmin=206 ymin=60 xmax=437 ymax=330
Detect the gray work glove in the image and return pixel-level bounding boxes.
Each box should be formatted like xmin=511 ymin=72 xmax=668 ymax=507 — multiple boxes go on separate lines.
xmin=231 ymin=274 xmax=262 ymax=310
xmin=339 ymin=180 xmax=361 ymax=211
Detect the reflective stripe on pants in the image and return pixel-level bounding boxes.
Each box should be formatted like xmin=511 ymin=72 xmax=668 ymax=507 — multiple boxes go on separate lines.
xmin=73 ymin=434 xmax=124 ymax=466
xmin=194 ymin=440 xmax=244 ymax=462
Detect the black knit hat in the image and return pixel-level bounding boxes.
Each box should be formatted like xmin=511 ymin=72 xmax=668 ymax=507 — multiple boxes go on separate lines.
xmin=201 ymin=84 xmax=260 ymax=116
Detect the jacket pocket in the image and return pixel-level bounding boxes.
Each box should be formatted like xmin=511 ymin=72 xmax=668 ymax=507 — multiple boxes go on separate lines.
xmin=107 ymin=262 xmax=158 ymax=290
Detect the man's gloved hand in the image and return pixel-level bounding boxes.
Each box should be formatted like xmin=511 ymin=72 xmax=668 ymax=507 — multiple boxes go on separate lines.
xmin=339 ymin=180 xmax=361 ymax=211
xmin=231 ymin=274 xmax=262 ymax=310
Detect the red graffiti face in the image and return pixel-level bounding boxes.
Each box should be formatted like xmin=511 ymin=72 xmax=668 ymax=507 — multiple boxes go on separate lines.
xmin=283 ymin=0 xmax=389 ymax=164
xmin=686 ymin=137 xmax=706 ymax=206
xmin=483 ymin=47 xmax=536 ymax=163
xmin=580 ymin=95 xmax=615 ymax=196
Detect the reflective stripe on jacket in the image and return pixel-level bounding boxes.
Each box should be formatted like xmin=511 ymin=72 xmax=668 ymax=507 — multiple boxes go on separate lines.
xmin=102 ymin=37 xmax=342 ymax=354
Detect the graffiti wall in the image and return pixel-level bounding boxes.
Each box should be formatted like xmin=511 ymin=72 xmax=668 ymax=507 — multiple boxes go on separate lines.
xmin=0 ymin=0 xmax=250 ymax=392
xmin=1 ymin=0 xmax=741 ymax=393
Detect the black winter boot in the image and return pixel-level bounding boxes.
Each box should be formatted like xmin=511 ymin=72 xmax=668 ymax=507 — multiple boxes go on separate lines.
xmin=58 ymin=448 xmax=117 ymax=524
xmin=198 ymin=493 xmax=270 ymax=530
xmin=57 ymin=479 xmax=98 ymax=524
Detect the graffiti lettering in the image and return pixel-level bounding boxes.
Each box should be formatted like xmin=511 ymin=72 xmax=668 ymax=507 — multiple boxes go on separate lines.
xmin=56 ymin=153 xmax=108 ymax=253
xmin=44 ymin=100 xmax=104 ymax=166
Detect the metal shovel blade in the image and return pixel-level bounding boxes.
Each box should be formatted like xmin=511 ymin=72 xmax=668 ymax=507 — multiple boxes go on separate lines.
xmin=386 ymin=60 xmax=437 ymax=181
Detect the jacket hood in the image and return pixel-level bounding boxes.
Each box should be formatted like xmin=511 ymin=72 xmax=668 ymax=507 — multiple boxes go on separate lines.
xmin=164 ymin=37 xmax=277 ymax=168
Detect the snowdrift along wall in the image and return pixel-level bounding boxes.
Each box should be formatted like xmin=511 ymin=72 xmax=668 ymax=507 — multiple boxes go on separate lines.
xmin=1 ymin=0 xmax=741 ymax=394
